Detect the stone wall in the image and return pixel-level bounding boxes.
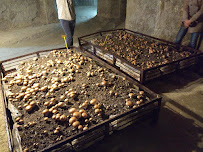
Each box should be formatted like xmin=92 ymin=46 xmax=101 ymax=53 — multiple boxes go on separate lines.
xmin=0 ymin=0 xmax=58 ymax=31
xmin=1 ymin=0 xmax=202 ymax=49
xmin=0 ymin=0 xmax=127 ymax=31
xmin=97 ymin=0 xmax=126 ymax=21
xmin=125 ymin=0 xmax=202 ymax=50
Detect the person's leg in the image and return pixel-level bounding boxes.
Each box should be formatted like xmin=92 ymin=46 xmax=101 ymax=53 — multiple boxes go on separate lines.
xmin=69 ymin=20 xmax=76 ymax=46
xmin=189 ymin=32 xmax=201 ymax=49
xmin=196 ymin=33 xmax=202 ymax=50
xmin=175 ymin=26 xmax=188 ymax=44
xmin=60 ymin=19 xmax=75 ymax=47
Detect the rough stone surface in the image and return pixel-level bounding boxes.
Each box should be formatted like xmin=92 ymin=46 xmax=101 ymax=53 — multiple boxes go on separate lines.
xmin=0 ymin=0 xmax=58 ymax=31
xmin=41 ymin=0 xmax=58 ymax=24
xmin=0 ymin=0 xmax=127 ymax=31
xmin=97 ymin=0 xmax=126 ymax=20
xmin=126 ymin=0 xmax=203 ymax=50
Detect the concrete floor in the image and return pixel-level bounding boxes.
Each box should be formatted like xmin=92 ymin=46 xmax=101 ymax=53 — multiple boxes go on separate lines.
xmin=0 ymin=6 xmax=203 ymax=152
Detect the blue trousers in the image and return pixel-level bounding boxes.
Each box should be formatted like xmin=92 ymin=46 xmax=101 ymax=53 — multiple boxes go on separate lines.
xmin=60 ymin=19 xmax=76 ymax=47
xmin=175 ymin=26 xmax=200 ymax=49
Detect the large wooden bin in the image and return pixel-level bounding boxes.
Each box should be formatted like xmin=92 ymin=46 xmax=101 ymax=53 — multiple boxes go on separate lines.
xmin=0 ymin=47 xmax=161 ymax=152
xmin=78 ymin=29 xmax=203 ymax=83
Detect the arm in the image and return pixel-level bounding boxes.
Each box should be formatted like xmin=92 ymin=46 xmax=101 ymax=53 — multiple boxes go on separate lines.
xmin=182 ymin=0 xmax=189 ymax=21
xmin=190 ymin=1 xmax=203 ymax=22
xmin=182 ymin=0 xmax=192 ymax=27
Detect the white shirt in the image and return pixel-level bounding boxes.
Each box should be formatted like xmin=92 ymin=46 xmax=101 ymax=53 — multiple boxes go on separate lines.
xmin=56 ymin=0 xmax=76 ymax=20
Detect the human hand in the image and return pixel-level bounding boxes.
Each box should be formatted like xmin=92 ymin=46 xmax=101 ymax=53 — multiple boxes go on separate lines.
xmin=183 ymin=20 xmax=192 ymax=27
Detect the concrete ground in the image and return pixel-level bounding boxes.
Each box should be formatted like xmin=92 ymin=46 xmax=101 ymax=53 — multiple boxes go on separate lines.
xmin=0 ymin=5 xmax=121 ymax=60
xmin=0 ymin=6 xmax=203 ymax=152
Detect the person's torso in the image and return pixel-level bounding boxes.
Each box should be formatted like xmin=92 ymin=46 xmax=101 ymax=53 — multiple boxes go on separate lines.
xmin=188 ymin=0 xmax=202 ymax=17
xmin=56 ymin=0 xmax=76 ymax=20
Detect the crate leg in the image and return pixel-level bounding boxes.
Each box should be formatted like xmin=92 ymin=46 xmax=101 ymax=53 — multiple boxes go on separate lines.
xmin=152 ymin=108 xmax=160 ymax=124
xmin=0 ymin=62 xmax=6 ymax=77
xmin=152 ymin=100 xmax=161 ymax=125
xmin=93 ymin=46 xmax=96 ymax=54
xmin=104 ymin=124 xmax=110 ymax=138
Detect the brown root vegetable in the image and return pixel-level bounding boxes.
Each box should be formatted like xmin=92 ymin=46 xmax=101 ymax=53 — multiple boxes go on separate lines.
xmin=72 ymin=121 xmax=80 ymax=128
xmin=69 ymin=117 xmax=77 ymax=124
xmin=69 ymin=108 xmax=77 ymax=114
xmin=73 ymin=112 xmax=81 ymax=118
xmin=90 ymin=99 xmax=98 ymax=105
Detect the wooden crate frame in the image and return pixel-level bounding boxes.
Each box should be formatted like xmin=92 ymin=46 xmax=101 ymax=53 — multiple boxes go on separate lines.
xmin=78 ymin=29 xmax=203 ymax=83
xmin=0 ymin=47 xmax=161 ymax=152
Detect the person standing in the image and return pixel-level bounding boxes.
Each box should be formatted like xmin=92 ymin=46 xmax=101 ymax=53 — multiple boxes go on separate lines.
xmin=175 ymin=0 xmax=203 ymax=49
xmin=56 ymin=0 xmax=76 ymax=48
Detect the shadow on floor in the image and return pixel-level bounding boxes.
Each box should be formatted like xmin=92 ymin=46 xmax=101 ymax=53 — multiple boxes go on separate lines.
xmin=81 ymin=107 xmax=203 ymax=152
xmin=144 ymin=65 xmax=203 ymax=127
xmin=145 ymin=66 xmax=203 ymax=94
xmin=162 ymin=95 xmax=203 ymax=123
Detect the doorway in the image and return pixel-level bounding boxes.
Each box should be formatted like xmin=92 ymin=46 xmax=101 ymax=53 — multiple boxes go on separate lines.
xmin=75 ymin=0 xmax=98 ymax=24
